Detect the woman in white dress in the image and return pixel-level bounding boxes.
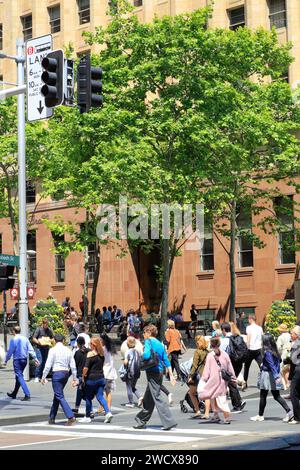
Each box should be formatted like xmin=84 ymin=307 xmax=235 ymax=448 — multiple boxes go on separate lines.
xmin=98 ymin=333 xmax=118 ymax=414
xmin=276 ymin=324 xmax=292 ymax=390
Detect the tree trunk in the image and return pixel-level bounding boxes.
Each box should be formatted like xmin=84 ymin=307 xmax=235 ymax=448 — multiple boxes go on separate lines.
xmin=90 ymin=242 xmax=100 ymax=318
xmin=83 ymin=245 xmax=89 ymax=322
xmin=229 ymin=200 xmax=237 ymax=323
xmin=159 ymin=238 xmax=177 ymax=340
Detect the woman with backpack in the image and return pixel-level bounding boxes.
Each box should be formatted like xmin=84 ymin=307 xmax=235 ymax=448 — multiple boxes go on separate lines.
xmin=250 ymin=333 xmax=293 ymax=423
xmin=228 ymin=322 xmax=248 ymax=378
xmin=124 ymin=337 xmax=143 ymax=407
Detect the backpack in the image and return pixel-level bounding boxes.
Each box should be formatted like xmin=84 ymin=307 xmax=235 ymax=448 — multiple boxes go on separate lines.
xmin=228 ymin=335 xmax=248 ymax=362
xmin=127 ymin=349 xmax=141 ymax=379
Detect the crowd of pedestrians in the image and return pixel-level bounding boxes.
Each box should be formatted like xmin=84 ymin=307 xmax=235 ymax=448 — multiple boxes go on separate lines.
xmin=2 ymin=304 xmax=300 ymax=430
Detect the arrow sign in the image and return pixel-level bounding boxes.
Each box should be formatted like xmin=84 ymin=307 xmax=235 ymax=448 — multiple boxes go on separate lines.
xmin=26 ymin=34 xmax=53 ymax=122
xmin=37 ymin=100 xmax=44 ymax=114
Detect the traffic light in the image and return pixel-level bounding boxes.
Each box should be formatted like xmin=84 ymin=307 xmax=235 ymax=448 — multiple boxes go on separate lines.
xmin=41 ymin=49 xmax=64 ymax=108
xmin=64 ymin=59 xmax=75 ymax=107
xmin=77 ymin=54 xmax=103 ymax=114
xmin=0 ymin=265 xmax=15 ymax=293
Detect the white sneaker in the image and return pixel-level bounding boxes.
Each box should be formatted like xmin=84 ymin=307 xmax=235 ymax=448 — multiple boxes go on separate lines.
xmin=283 ymin=411 xmax=294 ymax=423
xmin=34 ymin=378 xmax=40 ymax=383
xmin=168 ymin=393 xmax=174 ymax=406
xmin=250 ymin=415 xmax=264 ymax=422
xmin=104 ymin=412 xmax=113 ymax=423
xmin=78 ymin=417 xmax=91 ymax=423
xmin=125 ymin=403 xmax=135 ymax=408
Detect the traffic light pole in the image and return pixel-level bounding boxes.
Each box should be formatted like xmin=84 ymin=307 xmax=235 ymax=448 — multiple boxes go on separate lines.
xmin=16 ymin=39 xmax=29 ymax=372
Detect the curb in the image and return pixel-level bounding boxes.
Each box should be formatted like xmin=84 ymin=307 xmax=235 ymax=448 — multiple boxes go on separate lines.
xmin=0 ymin=412 xmax=65 ymax=427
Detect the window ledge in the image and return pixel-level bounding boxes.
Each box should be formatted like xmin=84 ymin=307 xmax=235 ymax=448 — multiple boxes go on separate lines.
xmin=196 ymin=271 xmax=214 ymax=280
xmin=51 ymin=284 xmax=65 ymax=290
xmin=236 ymin=268 xmax=254 ymax=277
xmin=275 ymin=265 xmax=296 ymax=274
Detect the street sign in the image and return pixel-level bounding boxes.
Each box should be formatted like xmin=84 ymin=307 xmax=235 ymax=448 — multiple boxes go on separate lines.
xmin=27 ymin=287 xmax=35 ymax=299
xmin=10 ymin=287 xmax=19 ymax=300
xmin=26 ymin=34 xmax=53 ymax=122
xmin=0 ymin=254 xmax=20 ymax=267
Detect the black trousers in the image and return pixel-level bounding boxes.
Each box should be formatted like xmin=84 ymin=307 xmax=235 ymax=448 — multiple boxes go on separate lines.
xmin=228 ymin=380 xmax=242 ymax=408
xmin=258 ymin=389 xmax=290 ymax=417
xmin=290 ymin=368 xmax=300 ymax=421
xmin=170 ymin=351 xmax=182 ymax=380
xmin=231 ymin=359 xmax=243 ymax=379
xmin=244 ymin=349 xmax=262 ymax=382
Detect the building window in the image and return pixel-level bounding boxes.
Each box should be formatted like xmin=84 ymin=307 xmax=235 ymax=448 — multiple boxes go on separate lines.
xmin=268 ymin=0 xmax=287 ymax=29
xmin=77 ymin=0 xmax=90 ymax=24
xmin=228 ymin=6 xmax=245 ymax=31
xmin=27 ymin=231 xmax=36 ymax=284
xmin=0 ymin=24 xmax=3 ymax=50
xmin=88 ymin=242 xmax=96 ymax=281
xmin=275 ymin=196 xmax=295 ymax=264
xmin=134 ymin=0 xmax=143 ymax=6
xmin=21 ymin=14 xmax=32 ymax=42
xmin=237 ymin=206 xmax=253 ymax=268
xmin=53 ymin=233 xmax=65 ymax=283
xmin=200 ymin=218 xmax=214 ymax=271
xmin=26 ymin=181 xmax=36 ymax=204
xmin=48 ymin=5 xmax=61 ymax=34
xmin=0 ymin=75 xmax=3 ymax=90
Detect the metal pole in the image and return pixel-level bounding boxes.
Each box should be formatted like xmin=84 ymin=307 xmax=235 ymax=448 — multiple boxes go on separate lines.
xmin=16 ymin=39 xmax=29 ymax=379
xmin=3 ymin=290 xmax=7 ymax=352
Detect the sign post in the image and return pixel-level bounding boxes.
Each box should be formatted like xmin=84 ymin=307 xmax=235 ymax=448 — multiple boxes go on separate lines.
xmin=26 ymin=34 xmax=53 ymax=122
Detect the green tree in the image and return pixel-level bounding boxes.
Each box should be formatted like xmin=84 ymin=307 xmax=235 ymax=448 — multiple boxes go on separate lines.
xmin=264 ymin=301 xmax=297 ymax=339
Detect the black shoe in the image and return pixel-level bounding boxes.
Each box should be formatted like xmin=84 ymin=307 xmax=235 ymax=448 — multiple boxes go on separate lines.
xmin=7 ymin=393 xmax=16 ymax=399
xmin=161 ymin=423 xmax=177 ymax=431
xmin=72 ymin=408 xmax=79 ymax=413
xmin=240 ymin=401 xmax=246 ymax=411
xmin=48 ymin=419 xmax=55 ymax=425
xmin=20 ymin=396 xmax=30 ymax=401
xmin=133 ymin=423 xmax=146 ymax=429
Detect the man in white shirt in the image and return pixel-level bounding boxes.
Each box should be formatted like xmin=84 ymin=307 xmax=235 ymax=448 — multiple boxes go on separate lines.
xmin=41 ymin=333 xmax=78 ymax=426
xmin=242 ymin=315 xmax=263 ymax=390
xmin=76 ymin=323 xmax=91 ymax=349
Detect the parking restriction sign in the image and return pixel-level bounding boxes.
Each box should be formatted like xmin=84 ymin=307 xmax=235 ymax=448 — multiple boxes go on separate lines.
xmin=26 ymin=35 xmax=53 ymax=122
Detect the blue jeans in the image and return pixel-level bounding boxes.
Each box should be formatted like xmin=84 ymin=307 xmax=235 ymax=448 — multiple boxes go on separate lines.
xmin=85 ymin=378 xmax=109 ymax=417
xmin=50 ymin=371 xmax=74 ymax=420
xmin=35 ymin=347 xmax=49 ymax=379
xmin=12 ymin=359 xmax=30 ymax=398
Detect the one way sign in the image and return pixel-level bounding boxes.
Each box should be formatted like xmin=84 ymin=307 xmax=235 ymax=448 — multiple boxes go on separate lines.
xmin=26 ymin=34 xmax=53 ymax=122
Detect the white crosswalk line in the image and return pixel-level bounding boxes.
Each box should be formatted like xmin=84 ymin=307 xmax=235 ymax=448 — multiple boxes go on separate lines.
xmin=1 ymin=429 xmax=202 ymax=443
xmin=25 ymin=422 xmax=247 ymax=436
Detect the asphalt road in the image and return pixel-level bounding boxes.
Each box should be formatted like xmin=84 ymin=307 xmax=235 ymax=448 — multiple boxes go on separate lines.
xmin=0 ymin=394 xmax=299 ymax=451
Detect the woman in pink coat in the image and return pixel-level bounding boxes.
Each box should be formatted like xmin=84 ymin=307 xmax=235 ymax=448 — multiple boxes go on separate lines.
xmin=199 ymin=337 xmax=236 ymax=424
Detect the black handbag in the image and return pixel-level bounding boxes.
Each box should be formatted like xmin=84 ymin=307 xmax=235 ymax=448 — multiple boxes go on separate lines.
xmin=140 ymin=340 xmax=159 ymax=371
xmin=215 ymin=356 xmax=232 ymax=382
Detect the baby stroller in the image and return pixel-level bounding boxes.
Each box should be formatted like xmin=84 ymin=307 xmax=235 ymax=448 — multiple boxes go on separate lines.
xmin=179 ymin=359 xmax=205 ymax=414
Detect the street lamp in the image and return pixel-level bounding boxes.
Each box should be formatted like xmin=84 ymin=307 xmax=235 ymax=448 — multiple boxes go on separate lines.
xmin=0 ymin=41 xmax=28 ymax=368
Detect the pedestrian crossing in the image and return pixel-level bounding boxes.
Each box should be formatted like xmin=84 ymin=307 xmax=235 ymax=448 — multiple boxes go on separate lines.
xmin=0 ymin=421 xmax=247 ymax=448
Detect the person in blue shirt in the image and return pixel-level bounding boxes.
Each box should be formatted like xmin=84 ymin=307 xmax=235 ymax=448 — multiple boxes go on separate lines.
xmin=134 ymin=324 xmax=177 ymax=431
xmin=5 ymin=325 xmax=39 ymax=401
xmin=250 ymin=333 xmax=293 ymax=423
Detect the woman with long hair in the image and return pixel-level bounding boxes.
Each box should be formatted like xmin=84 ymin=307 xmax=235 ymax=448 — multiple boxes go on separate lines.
xmin=198 ymin=337 xmax=235 ymax=424
xmin=79 ymin=337 xmax=113 ymax=424
xmin=211 ymin=321 xmax=220 ymax=338
xmin=165 ymin=320 xmax=186 ymax=382
xmin=97 ymin=333 xmax=118 ymax=414
xmin=250 ymin=333 xmax=293 ymax=422
xmin=187 ymin=335 xmax=210 ymax=419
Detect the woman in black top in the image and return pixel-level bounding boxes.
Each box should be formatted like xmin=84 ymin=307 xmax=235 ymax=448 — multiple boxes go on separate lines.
xmin=73 ymin=336 xmax=90 ymax=413
xmin=79 ymin=337 xmax=113 ymax=423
